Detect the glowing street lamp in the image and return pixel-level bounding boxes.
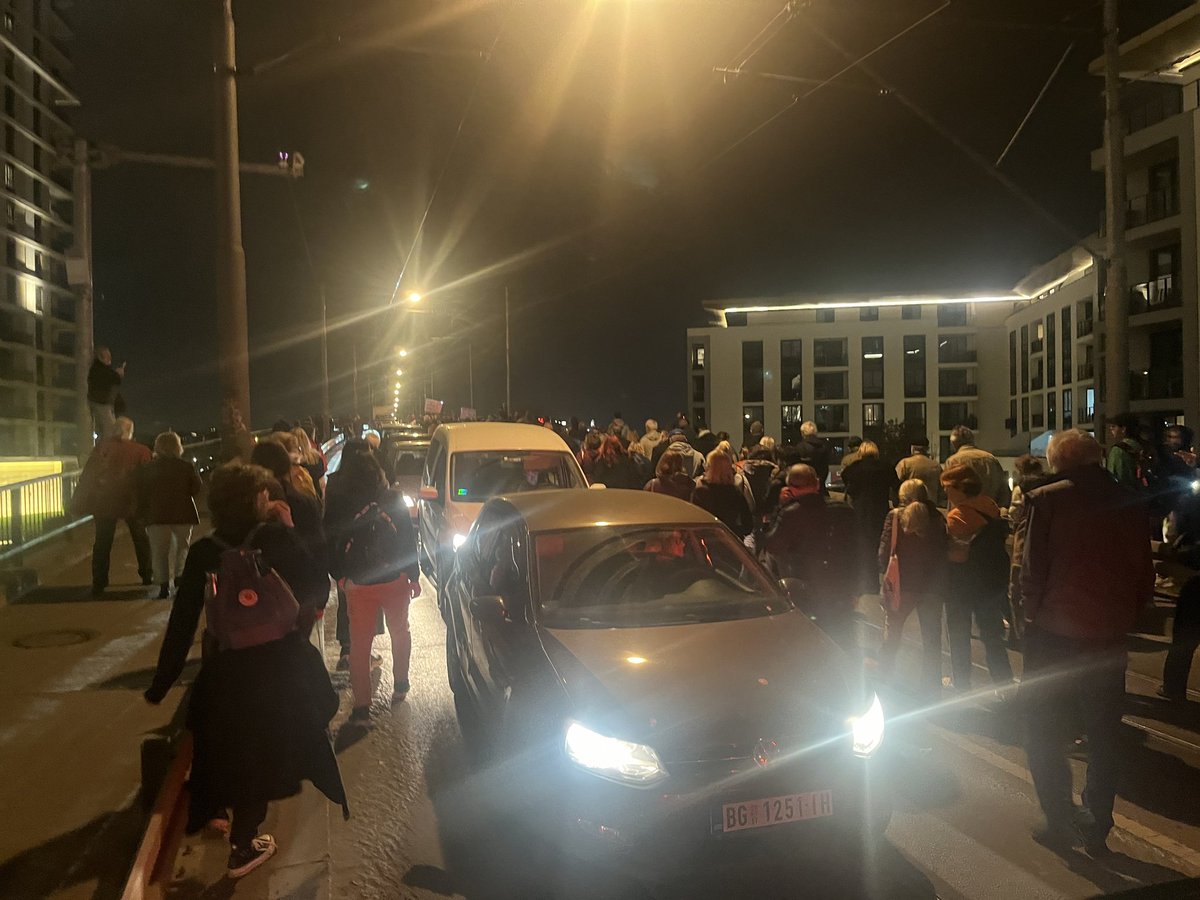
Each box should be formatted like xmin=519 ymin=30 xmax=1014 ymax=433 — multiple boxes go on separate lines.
xmin=398 ymin=348 xmax=408 ymax=358
xmin=406 ymin=291 xmax=423 ymax=304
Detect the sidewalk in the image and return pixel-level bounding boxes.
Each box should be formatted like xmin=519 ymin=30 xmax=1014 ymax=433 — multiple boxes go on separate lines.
xmin=0 ymin=520 xmax=197 ymax=900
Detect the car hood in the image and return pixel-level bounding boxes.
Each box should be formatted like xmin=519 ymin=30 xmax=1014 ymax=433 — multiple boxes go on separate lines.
xmin=540 ymin=611 xmax=857 ymax=762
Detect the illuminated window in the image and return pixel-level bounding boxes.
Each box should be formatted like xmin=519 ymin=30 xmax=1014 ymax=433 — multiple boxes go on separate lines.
xmin=862 ymin=336 xmax=884 ymax=399
xmin=19 ymin=278 xmax=37 ymax=313
xmin=863 ymin=403 xmax=884 ymax=428
xmin=3 ymin=163 xmax=12 ymax=189
xmin=781 ymin=403 xmax=803 ymax=443
xmin=691 ymin=344 xmax=705 ymax=370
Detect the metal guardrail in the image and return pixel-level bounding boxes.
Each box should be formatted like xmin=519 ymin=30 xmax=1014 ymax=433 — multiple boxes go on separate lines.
xmin=0 ymin=468 xmax=87 ymax=563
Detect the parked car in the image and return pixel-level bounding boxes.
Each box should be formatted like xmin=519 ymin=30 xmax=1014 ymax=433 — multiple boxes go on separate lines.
xmin=417 ymin=422 xmax=587 ymax=614
xmin=443 ymin=488 xmax=892 ymax=883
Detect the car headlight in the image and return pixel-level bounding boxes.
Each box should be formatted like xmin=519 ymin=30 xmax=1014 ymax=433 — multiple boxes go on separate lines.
xmin=850 ymin=693 xmax=885 ymax=758
xmin=402 ymin=494 xmax=415 ymax=509
xmin=452 ymin=532 xmax=468 ymax=551
xmin=564 ymin=721 xmax=668 ymax=786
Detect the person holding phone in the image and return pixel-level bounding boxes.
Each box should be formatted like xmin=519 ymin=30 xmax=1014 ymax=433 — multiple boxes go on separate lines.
xmin=87 ymin=345 xmax=125 ymax=440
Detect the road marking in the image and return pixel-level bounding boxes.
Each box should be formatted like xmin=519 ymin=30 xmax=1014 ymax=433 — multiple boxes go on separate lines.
xmin=934 ymin=727 xmax=1200 ymax=875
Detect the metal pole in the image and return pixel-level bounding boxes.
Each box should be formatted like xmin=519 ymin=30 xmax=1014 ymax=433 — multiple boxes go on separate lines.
xmin=71 ymin=138 xmax=94 ymax=461
xmin=468 ymin=341 xmax=474 ymax=411
xmin=505 ymin=286 xmax=511 ymax=414
xmin=319 ymin=284 xmax=331 ymax=420
xmin=1102 ymin=0 xmax=1129 ymax=427
xmin=215 ymin=0 xmax=252 ymax=461
xmin=352 ymin=343 xmax=359 ymax=415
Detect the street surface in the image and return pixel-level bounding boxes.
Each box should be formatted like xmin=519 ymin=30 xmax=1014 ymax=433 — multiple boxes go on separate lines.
xmin=2 ymin=523 xmax=1200 ymax=899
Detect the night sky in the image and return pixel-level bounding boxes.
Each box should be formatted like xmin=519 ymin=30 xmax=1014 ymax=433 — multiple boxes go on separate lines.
xmin=71 ymin=0 xmax=1192 ymax=435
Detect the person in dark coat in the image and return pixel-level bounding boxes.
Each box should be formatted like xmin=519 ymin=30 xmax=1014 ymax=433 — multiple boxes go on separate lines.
xmin=145 ymin=463 xmax=347 ymax=879
xmin=739 ymin=445 xmax=779 ymax=526
xmin=137 ymin=431 xmax=202 ymax=599
xmin=761 ymin=464 xmax=859 ymax=648
xmin=841 ymin=440 xmax=899 ymax=587
xmin=644 ymin=450 xmax=696 ymax=501
xmin=588 ymin=435 xmax=641 ymax=489
xmin=74 ymin=415 xmax=152 ymax=595
xmin=691 ymin=450 xmax=753 ymax=537
xmin=251 ymin=440 xmax=330 ymax=632
xmin=1019 ymin=429 xmax=1154 ymax=855
xmin=795 ymin=421 xmax=832 ymax=493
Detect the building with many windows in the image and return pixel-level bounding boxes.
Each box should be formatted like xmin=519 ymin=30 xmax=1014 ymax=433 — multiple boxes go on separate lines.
xmin=0 ymin=0 xmax=76 ymax=457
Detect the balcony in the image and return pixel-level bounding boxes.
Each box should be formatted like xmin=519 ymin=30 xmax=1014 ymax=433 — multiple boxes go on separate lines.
xmin=1129 ymin=276 xmax=1182 ymax=316
xmin=812 ymin=354 xmax=848 ymax=368
xmin=1099 ymin=189 xmax=1180 ymax=234
xmin=1130 ymin=368 xmax=1184 ymax=402
xmin=937 ymin=372 xmax=977 ymax=396
xmin=1078 ymin=361 xmax=1095 ymax=380
xmin=1030 ymin=338 xmax=1044 ymax=354
xmin=937 ymin=347 xmax=977 ymax=364
xmin=1077 ymin=318 xmax=1094 ymax=338
xmin=1125 ymin=92 xmax=1182 ymax=134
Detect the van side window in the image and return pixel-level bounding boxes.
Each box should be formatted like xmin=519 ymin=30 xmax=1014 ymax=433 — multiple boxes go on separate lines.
xmin=423 ymin=441 xmax=447 ymax=504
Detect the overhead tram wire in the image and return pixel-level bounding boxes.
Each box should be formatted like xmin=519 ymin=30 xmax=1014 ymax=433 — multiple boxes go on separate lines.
xmin=694 ymin=0 xmax=950 ymax=178
xmin=723 ymin=1 xmax=798 ymax=75
xmin=995 ymin=41 xmax=1075 ymax=169
xmin=386 ymin=17 xmax=509 ymax=307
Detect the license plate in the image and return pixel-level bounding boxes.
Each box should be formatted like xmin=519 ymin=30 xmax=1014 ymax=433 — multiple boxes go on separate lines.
xmin=718 ymin=790 xmax=834 ymax=833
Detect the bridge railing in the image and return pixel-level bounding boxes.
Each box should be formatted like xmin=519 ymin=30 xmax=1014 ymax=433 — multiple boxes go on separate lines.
xmin=0 ymin=469 xmax=88 ymax=563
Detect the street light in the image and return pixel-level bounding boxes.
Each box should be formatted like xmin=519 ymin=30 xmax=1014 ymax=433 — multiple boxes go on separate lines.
xmin=406 ymin=291 xmax=423 ymax=304
xmin=398 ymin=348 xmax=409 ymax=358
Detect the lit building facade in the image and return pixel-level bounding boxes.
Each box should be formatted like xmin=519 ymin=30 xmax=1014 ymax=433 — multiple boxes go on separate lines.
xmin=0 ymin=0 xmax=76 ymax=457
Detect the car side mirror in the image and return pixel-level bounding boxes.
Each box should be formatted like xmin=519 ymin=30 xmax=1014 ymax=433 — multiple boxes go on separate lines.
xmin=418 ymin=485 xmax=440 ymax=503
xmin=470 ymin=594 xmax=510 ymax=625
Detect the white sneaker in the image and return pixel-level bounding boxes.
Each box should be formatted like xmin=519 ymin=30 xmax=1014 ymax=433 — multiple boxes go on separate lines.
xmin=227 ymin=833 xmax=277 ymax=878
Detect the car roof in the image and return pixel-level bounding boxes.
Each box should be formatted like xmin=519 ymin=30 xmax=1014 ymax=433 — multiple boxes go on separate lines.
xmin=491 ymin=489 xmax=719 ymax=532
xmin=433 ymin=422 xmax=574 ymax=453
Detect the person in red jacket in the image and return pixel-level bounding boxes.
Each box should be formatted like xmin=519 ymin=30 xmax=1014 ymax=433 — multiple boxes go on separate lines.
xmin=1019 ymin=428 xmax=1154 ymax=856
xmin=74 ymin=415 xmax=152 ymax=595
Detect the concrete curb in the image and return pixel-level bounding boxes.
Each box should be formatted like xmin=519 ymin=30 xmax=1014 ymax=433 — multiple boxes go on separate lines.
xmin=121 ymin=732 xmax=193 ymax=900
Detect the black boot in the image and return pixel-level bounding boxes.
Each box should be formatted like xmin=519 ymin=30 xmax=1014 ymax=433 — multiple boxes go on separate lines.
xmin=157 ymin=583 xmax=170 ymax=599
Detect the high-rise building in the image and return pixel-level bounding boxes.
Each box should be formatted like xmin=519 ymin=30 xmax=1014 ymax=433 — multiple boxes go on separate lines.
xmin=0 ymin=0 xmax=76 ymax=457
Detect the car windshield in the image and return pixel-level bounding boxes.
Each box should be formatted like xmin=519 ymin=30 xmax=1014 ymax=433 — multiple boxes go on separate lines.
xmin=534 ymin=524 xmax=788 ymax=629
xmin=451 ymin=451 xmax=585 ymax=502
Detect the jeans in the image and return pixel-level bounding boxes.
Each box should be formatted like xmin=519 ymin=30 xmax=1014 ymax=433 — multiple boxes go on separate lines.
xmin=230 ymin=800 xmax=268 ymax=848
xmin=1021 ymin=627 xmax=1127 ymax=833
xmin=1163 ymin=576 xmax=1200 ymax=698
xmin=880 ymin=591 xmax=944 ymax=696
xmin=92 ymin=517 xmax=151 ymax=590
xmin=945 ymin=583 xmax=1014 ymax=689
xmin=345 ymin=576 xmax=412 ymax=708
xmin=88 ymin=401 xmax=116 ymax=442
xmin=145 ymin=523 xmax=192 ymax=585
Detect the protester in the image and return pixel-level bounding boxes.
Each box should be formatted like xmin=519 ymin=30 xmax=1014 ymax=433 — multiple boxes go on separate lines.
xmin=941 ymin=464 xmax=1014 ymax=694
xmin=796 ymin=421 xmax=832 ymax=493
xmin=692 ymin=450 xmax=753 ymax=537
xmin=588 ymin=434 xmax=641 ymax=489
xmin=144 ymin=463 xmax=348 ymax=879
xmin=579 ymin=430 xmax=603 ymax=478
xmin=640 ymin=419 xmax=666 ymax=459
xmin=945 ymin=425 xmax=1009 ymax=506
xmin=1105 ymin=412 xmax=1148 ymax=491
xmin=327 ymin=451 xmax=421 ymax=722
xmin=740 ymin=420 xmax=765 ymax=458
xmin=654 ymin=428 xmax=703 ymax=477
xmin=644 ymin=450 xmax=696 ymax=501
xmin=840 ymin=436 xmax=864 ymax=469
xmin=293 ymin=426 xmax=327 ymax=501
xmin=1006 ymin=454 xmax=1047 ymax=644
xmin=1158 ymin=529 xmax=1200 ymax=701
xmin=841 ymin=440 xmax=898 ymax=584
xmin=876 ymin=479 xmax=947 ymax=696
xmin=137 ymin=431 xmax=202 ymax=599
xmin=896 ymin=436 xmax=944 ymax=506
xmin=325 ymin=438 xmax=381 ymax=669
xmin=250 ymin=441 xmax=330 ymax=631
xmin=74 ymin=416 xmax=152 ymax=595
xmin=265 ymin=431 xmax=319 ymax=500
xmin=86 ymin=345 xmax=125 ymax=440
xmin=627 ymin=438 xmax=651 ymax=485
xmin=1019 ymin=429 xmax=1154 ymax=854
xmin=738 ymin=445 xmax=779 ymax=523
xmin=761 ymin=464 xmax=859 ymax=647
xmin=693 ymin=420 xmax=719 ymax=458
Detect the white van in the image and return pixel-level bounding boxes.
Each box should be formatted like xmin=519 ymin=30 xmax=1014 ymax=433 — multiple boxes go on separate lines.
xmin=417 ymin=423 xmax=588 ymax=610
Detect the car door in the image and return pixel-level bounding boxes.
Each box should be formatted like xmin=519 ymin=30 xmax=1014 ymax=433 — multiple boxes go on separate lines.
xmin=418 ymin=437 xmax=446 ymax=569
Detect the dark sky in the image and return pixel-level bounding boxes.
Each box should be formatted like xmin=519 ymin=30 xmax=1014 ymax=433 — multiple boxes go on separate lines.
xmin=72 ymin=0 xmax=1192 ymax=434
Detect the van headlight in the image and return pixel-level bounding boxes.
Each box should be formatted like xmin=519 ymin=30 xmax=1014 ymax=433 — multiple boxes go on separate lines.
xmin=564 ymin=722 xmax=667 ymax=786
xmin=452 ymin=532 xmax=468 ymax=551
xmin=850 ymin=693 xmax=885 ymax=758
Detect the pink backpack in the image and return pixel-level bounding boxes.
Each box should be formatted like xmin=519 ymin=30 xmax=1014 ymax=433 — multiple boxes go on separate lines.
xmin=204 ymin=526 xmax=300 ymax=651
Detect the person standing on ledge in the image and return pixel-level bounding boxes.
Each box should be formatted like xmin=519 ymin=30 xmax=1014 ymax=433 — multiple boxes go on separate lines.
xmin=87 ymin=345 xmax=125 ymax=441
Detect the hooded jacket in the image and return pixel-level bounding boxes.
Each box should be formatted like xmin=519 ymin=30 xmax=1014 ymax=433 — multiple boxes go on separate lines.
xmin=665 ymin=440 xmax=703 ymax=477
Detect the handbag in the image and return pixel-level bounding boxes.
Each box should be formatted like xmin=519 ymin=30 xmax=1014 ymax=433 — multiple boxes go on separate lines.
xmin=881 ymin=508 xmax=903 ymax=613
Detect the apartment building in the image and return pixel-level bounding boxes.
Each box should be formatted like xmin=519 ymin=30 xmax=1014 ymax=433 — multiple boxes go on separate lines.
xmin=0 ymin=0 xmax=76 ymax=457
xmin=1088 ymin=5 xmax=1200 ymax=431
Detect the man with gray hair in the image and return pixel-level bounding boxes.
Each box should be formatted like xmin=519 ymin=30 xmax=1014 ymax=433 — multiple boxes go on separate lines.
xmin=796 ymin=421 xmax=831 ymax=494
xmin=640 ymin=419 xmax=665 ymax=459
xmin=74 ymin=415 xmax=152 ymax=595
xmin=945 ymin=425 xmax=1008 ymax=505
xmin=1018 ymin=428 xmax=1154 ymax=855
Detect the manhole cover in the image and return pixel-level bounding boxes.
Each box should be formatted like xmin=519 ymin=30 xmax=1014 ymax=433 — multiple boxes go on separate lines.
xmin=12 ymin=629 xmax=97 ymax=649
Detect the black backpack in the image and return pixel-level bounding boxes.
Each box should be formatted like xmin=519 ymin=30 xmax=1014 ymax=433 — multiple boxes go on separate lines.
xmin=965 ymin=512 xmax=1010 ymax=591
xmin=340 ymin=499 xmax=409 ymax=586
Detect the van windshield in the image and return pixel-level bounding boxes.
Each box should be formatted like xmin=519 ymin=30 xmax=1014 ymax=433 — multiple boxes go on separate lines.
xmin=451 ymin=451 xmax=585 ymax=502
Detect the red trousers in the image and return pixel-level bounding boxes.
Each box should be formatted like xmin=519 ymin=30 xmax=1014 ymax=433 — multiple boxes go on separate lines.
xmin=343 ymin=576 xmax=412 ymax=708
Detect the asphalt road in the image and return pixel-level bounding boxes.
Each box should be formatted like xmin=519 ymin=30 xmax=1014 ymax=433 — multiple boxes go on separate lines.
xmin=314 ymin=582 xmax=1200 ymax=900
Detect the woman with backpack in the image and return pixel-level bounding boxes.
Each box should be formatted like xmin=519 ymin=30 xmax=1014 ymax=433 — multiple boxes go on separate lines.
xmin=876 ymin=479 xmax=947 ymax=698
xmin=144 ymin=463 xmax=347 ymax=879
xmin=941 ymin=464 xmax=1015 ymax=695
xmin=326 ymin=450 xmax=420 ymax=723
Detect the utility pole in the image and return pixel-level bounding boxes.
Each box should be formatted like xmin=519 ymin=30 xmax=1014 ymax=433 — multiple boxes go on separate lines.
xmin=1102 ymin=0 xmax=1129 ymax=428
xmin=318 ymin=284 xmax=331 ymax=421
xmin=468 ymin=341 xmax=474 ymax=411
xmin=505 ymin=285 xmax=511 ymax=415
xmin=215 ymin=0 xmax=252 ymax=461
xmin=70 ymin=138 xmax=93 ymax=463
